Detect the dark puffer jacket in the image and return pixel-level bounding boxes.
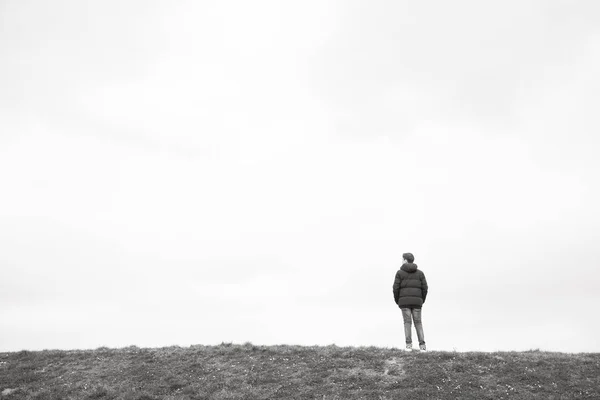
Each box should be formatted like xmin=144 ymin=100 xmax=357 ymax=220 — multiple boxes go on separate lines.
xmin=393 ymin=263 xmax=428 ymax=308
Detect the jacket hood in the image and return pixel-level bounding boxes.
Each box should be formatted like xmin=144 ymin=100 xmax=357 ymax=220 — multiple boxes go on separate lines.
xmin=401 ymin=263 xmax=418 ymax=273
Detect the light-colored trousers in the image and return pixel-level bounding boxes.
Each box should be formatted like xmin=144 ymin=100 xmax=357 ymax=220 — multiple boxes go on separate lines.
xmin=401 ymin=307 xmax=425 ymax=346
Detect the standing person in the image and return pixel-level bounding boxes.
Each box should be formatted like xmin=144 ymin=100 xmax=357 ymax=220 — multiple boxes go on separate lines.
xmin=393 ymin=252 xmax=428 ymax=351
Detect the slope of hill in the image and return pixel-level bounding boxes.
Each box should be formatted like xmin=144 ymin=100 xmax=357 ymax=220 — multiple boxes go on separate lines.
xmin=1 ymin=343 xmax=599 ymax=399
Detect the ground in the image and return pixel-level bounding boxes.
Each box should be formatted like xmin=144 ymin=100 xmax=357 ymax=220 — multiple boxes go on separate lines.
xmin=1 ymin=343 xmax=599 ymax=399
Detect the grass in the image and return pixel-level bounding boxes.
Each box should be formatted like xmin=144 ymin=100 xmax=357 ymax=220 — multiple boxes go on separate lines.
xmin=1 ymin=343 xmax=599 ymax=399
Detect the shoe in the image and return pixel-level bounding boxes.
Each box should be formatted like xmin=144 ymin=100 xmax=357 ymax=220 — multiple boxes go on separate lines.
xmin=405 ymin=344 xmax=413 ymax=351
xmin=419 ymin=344 xmax=427 ymax=352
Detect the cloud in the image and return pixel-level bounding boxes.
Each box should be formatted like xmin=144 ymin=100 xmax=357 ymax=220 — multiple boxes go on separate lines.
xmin=309 ymin=0 xmax=600 ymax=135
xmin=1 ymin=0 xmax=599 ymax=352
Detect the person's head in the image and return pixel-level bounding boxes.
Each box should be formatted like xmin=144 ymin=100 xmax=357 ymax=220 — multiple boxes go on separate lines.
xmin=402 ymin=252 xmax=415 ymax=264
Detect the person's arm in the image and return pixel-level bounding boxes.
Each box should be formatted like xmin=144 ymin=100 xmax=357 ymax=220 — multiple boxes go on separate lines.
xmin=393 ymin=271 xmax=401 ymax=304
xmin=421 ymin=272 xmax=428 ymax=304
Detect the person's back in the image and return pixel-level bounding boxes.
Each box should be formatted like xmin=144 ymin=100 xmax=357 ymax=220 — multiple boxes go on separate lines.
xmin=393 ymin=252 xmax=428 ymax=351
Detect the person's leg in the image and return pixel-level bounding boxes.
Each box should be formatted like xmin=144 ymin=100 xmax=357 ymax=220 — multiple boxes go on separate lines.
xmin=401 ymin=308 xmax=413 ymax=346
xmin=412 ymin=308 xmax=426 ymax=348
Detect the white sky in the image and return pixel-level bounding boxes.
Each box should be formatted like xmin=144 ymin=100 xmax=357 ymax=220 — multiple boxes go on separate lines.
xmin=1 ymin=0 xmax=599 ymax=353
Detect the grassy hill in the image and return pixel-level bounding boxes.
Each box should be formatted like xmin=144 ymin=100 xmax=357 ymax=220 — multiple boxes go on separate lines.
xmin=1 ymin=343 xmax=599 ymax=399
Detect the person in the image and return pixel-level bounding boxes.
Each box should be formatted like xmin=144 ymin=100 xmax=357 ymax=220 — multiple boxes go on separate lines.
xmin=393 ymin=252 xmax=428 ymax=351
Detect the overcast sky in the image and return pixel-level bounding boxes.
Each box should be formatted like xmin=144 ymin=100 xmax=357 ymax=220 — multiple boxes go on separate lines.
xmin=1 ymin=0 xmax=599 ymax=353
